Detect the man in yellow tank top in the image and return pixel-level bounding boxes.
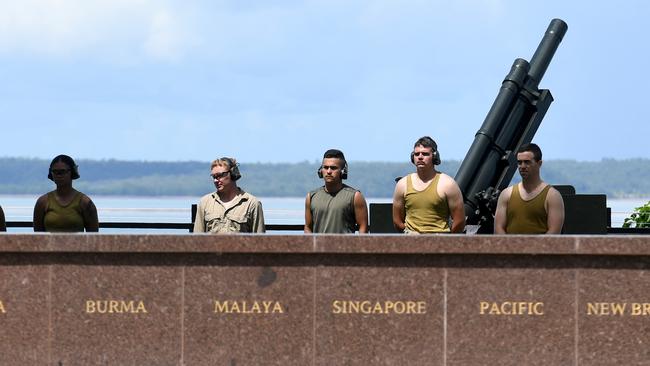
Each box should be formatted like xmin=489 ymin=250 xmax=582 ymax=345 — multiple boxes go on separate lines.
xmin=494 ymin=143 xmax=565 ymax=234
xmin=392 ymin=136 xmax=466 ymax=233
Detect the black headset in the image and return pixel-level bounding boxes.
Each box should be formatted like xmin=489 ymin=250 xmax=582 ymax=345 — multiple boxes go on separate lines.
xmin=317 ymin=149 xmax=348 ymax=180
xmin=48 ymin=154 xmax=80 ymax=180
xmin=317 ymin=162 xmax=348 ymax=179
xmin=410 ymin=136 xmax=441 ymax=165
xmin=221 ymin=157 xmax=242 ymax=181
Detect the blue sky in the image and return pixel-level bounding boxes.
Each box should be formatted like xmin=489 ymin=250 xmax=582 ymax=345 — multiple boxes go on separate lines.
xmin=1 ymin=0 xmax=648 ymax=163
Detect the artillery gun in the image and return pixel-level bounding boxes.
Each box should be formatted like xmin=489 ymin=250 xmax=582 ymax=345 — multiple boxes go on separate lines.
xmin=454 ymin=19 xmax=568 ymax=233
xmin=370 ymin=19 xmax=608 ymax=234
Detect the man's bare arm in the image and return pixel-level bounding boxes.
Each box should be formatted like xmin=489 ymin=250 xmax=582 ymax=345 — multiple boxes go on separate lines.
xmin=545 ymin=188 xmax=565 ymax=234
xmin=354 ymin=191 xmax=369 ymax=233
xmin=392 ymin=177 xmax=407 ymax=232
xmin=444 ymin=178 xmax=466 ymax=233
xmin=494 ymin=187 xmax=512 ymax=234
xmin=304 ymin=193 xmax=314 ymax=233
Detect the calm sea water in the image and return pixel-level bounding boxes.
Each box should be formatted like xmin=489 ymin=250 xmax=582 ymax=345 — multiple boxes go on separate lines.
xmin=0 ymin=194 xmax=646 ymax=233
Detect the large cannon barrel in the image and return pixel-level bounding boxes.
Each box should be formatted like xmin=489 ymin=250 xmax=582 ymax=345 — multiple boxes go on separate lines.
xmin=528 ymin=19 xmax=568 ymax=89
xmin=454 ymin=19 xmax=567 ymax=231
xmin=455 ymin=58 xmax=530 ymax=196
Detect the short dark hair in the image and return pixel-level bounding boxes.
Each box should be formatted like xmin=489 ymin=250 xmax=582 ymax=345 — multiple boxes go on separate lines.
xmin=517 ymin=143 xmax=542 ymax=161
xmin=323 ymin=149 xmax=346 ymax=164
xmin=48 ymin=154 xmax=80 ymax=180
xmin=322 ymin=149 xmax=348 ymax=179
xmin=413 ymin=136 xmax=438 ymax=151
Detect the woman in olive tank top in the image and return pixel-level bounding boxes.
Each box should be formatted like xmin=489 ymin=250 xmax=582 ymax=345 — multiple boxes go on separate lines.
xmin=33 ymin=155 xmax=99 ymax=232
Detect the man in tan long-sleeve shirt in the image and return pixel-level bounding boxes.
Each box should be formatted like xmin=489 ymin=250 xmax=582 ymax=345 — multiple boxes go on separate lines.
xmin=194 ymin=157 xmax=265 ymax=233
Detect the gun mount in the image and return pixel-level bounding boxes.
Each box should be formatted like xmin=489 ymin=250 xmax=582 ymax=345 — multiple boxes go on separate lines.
xmin=455 ymin=19 xmax=568 ymax=233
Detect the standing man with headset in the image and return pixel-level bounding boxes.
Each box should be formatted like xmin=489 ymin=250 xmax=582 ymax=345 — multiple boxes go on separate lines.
xmin=194 ymin=157 xmax=265 ymax=233
xmin=305 ymin=149 xmax=368 ymax=233
xmin=392 ymin=136 xmax=466 ymax=233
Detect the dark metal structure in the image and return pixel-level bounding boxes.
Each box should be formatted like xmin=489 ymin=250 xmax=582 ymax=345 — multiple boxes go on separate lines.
xmin=454 ymin=19 xmax=568 ymax=233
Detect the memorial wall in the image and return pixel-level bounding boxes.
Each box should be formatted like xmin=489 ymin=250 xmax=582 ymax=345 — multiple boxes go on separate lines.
xmin=1 ymin=234 xmax=649 ymax=365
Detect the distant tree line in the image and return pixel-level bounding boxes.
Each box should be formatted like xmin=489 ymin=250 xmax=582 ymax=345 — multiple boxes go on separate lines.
xmin=0 ymin=157 xmax=648 ymax=198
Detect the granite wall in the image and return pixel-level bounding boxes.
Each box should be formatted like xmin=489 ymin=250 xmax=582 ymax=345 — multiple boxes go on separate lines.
xmin=1 ymin=234 xmax=649 ymax=365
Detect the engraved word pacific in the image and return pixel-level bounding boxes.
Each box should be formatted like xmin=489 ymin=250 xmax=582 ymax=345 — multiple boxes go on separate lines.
xmin=479 ymin=301 xmax=544 ymax=316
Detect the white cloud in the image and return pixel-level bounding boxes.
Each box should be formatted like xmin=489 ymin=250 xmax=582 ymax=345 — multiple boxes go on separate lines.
xmin=0 ymin=0 xmax=194 ymax=61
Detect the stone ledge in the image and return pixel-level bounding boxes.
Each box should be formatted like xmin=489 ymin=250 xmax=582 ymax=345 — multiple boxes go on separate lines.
xmin=1 ymin=234 xmax=649 ymax=256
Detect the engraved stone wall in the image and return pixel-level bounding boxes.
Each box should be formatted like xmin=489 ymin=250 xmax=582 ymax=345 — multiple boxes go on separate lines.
xmin=1 ymin=234 xmax=649 ymax=365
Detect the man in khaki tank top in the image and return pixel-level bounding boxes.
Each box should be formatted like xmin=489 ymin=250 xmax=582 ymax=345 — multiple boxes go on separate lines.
xmin=494 ymin=143 xmax=565 ymax=234
xmin=392 ymin=136 xmax=465 ymax=233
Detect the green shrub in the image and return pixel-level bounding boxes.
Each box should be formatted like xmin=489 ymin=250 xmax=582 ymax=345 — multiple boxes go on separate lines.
xmin=623 ymin=201 xmax=650 ymax=228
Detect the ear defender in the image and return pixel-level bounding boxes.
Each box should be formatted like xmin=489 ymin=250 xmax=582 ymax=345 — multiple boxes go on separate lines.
xmin=72 ymin=165 xmax=80 ymax=179
xmin=410 ymin=150 xmax=441 ymax=165
xmin=222 ymin=157 xmax=242 ymax=181
xmin=432 ymin=150 xmax=441 ymax=165
xmin=317 ymin=167 xmax=323 ymax=179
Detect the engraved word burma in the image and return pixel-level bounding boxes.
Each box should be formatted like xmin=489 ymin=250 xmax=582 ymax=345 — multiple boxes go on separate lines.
xmin=85 ymin=300 xmax=148 ymax=314
xmin=332 ymin=300 xmax=427 ymax=315
xmin=479 ymin=301 xmax=544 ymax=315
xmin=214 ymin=300 xmax=284 ymax=314
xmin=586 ymin=302 xmax=650 ymax=316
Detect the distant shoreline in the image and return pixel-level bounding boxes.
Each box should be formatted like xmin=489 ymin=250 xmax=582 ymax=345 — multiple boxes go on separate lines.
xmin=2 ymin=157 xmax=649 ymax=199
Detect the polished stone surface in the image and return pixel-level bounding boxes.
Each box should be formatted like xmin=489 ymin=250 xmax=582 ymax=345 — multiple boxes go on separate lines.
xmin=50 ymin=256 xmax=182 ymax=365
xmin=578 ymin=257 xmax=650 ymax=365
xmin=183 ymin=256 xmax=313 ymax=365
xmin=446 ymin=258 xmax=575 ymax=365
xmin=0 ymin=259 xmax=49 ymax=365
xmin=1 ymin=233 xmax=650 ymax=365
xmin=314 ymin=261 xmax=444 ymax=365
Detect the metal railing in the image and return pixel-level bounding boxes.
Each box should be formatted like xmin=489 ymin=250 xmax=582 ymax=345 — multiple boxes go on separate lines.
xmin=4 ymin=204 xmax=305 ymax=232
xmin=5 ymin=221 xmax=304 ymax=232
xmin=6 ymin=220 xmax=650 ymax=234
xmin=3 ymin=203 xmax=649 ymax=234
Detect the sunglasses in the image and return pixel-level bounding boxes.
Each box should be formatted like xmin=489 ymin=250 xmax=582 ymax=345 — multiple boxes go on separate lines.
xmin=210 ymin=171 xmax=231 ymax=180
xmin=50 ymin=169 xmax=71 ymax=176
xmin=413 ymin=152 xmax=431 ymax=157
